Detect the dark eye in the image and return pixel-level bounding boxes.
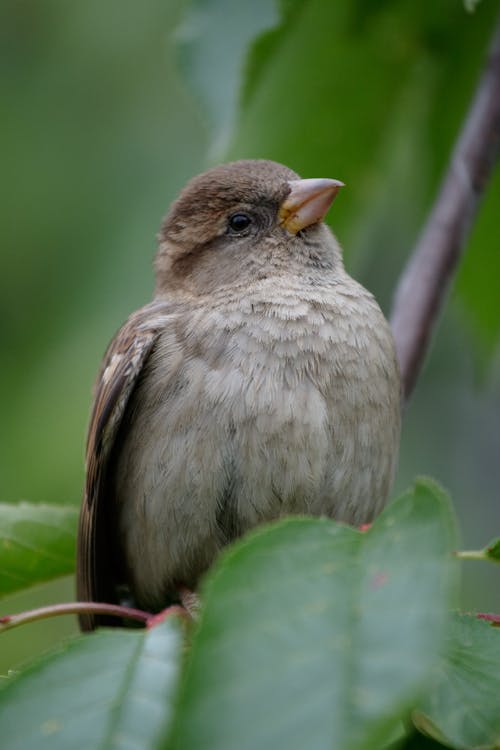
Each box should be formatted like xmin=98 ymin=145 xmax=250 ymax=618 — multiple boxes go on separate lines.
xmin=228 ymin=212 xmax=252 ymax=233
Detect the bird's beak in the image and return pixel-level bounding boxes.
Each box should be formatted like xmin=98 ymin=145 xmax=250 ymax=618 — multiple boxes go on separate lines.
xmin=279 ymin=178 xmax=344 ymax=234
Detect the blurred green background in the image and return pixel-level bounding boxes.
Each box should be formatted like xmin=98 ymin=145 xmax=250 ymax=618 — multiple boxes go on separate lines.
xmin=1 ymin=0 xmax=499 ymax=670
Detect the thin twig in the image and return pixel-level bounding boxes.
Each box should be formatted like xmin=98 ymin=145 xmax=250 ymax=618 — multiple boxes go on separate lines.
xmin=476 ymin=612 xmax=500 ymax=626
xmin=0 ymin=602 xmax=153 ymax=633
xmin=390 ymin=16 xmax=500 ymax=400
xmin=456 ymin=547 xmax=500 ymax=563
xmin=456 ymin=549 xmax=489 ymax=562
xmin=0 ymin=601 xmax=191 ymax=634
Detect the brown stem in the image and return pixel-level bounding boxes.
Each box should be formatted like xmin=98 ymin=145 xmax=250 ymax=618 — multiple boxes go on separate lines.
xmin=476 ymin=612 xmax=500 ymax=626
xmin=390 ymin=15 xmax=500 ymax=401
xmin=0 ymin=602 xmax=153 ymax=632
xmin=0 ymin=601 xmax=191 ymax=634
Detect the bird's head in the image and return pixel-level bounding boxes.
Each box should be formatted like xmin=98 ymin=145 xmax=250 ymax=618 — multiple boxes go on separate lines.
xmin=155 ymin=160 xmax=344 ymax=296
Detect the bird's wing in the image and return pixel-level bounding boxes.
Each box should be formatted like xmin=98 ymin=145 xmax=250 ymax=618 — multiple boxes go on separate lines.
xmin=76 ymin=301 xmax=172 ymax=631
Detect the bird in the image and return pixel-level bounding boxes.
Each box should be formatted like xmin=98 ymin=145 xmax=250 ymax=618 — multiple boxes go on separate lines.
xmin=76 ymin=159 xmax=401 ymax=630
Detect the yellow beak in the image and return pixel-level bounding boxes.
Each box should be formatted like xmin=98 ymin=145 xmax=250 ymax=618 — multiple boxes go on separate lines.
xmin=279 ymin=177 xmax=344 ymax=234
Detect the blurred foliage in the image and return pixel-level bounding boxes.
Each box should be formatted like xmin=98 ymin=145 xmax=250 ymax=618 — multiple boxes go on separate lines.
xmin=414 ymin=614 xmax=500 ymax=749
xmin=176 ymin=0 xmax=281 ymax=154
xmin=0 ymin=0 xmax=499 ymax=673
xmin=0 ymin=484 xmax=499 ymax=750
xmin=0 ymin=0 xmax=208 ymax=506
xmin=0 ymin=502 xmax=77 ymax=597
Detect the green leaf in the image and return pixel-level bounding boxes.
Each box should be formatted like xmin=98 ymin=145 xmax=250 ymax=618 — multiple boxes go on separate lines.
xmin=485 ymin=536 xmax=500 ymax=562
xmin=0 ymin=619 xmax=182 ymax=750
xmin=175 ymin=0 xmax=281 ymax=156
xmin=241 ymin=0 xmax=308 ymax=110
xmin=167 ymin=478 xmax=457 ymax=750
xmin=414 ymin=614 xmax=500 ymax=750
xmin=0 ymin=503 xmax=77 ymax=598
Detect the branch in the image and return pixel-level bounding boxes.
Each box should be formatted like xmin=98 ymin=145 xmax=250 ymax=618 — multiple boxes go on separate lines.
xmin=476 ymin=612 xmax=500 ymax=626
xmin=0 ymin=602 xmax=188 ymax=633
xmin=390 ymin=15 xmax=500 ymax=400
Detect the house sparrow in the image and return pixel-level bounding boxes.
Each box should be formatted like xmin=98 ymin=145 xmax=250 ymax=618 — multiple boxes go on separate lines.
xmin=77 ymin=159 xmax=401 ymax=630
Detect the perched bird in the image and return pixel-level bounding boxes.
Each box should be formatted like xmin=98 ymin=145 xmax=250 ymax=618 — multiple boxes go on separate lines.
xmin=77 ymin=159 xmax=401 ymax=630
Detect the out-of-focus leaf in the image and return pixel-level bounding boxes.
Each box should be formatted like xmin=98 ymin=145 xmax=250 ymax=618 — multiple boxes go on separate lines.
xmin=485 ymin=536 xmax=500 ymax=562
xmin=0 ymin=503 xmax=77 ymax=599
xmin=464 ymin=0 xmax=483 ymax=13
xmin=0 ymin=619 xmax=182 ymax=750
xmin=456 ymin=166 xmax=500 ymax=359
xmin=414 ymin=614 xmax=500 ymax=750
xmin=175 ymin=0 xmax=281 ymax=156
xmin=241 ymin=0 xmax=308 ymax=109
xmin=167 ymin=479 xmax=457 ymax=750
xmin=216 ymin=0 xmax=500 ymax=350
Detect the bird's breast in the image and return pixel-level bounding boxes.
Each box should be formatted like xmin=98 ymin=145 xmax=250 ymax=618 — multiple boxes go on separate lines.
xmin=116 ymin=277 xmax=400 ymax=606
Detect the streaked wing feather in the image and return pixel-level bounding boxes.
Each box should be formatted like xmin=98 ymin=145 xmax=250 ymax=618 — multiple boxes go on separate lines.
xmin=76 ymin=302 xmax=171 ymax=630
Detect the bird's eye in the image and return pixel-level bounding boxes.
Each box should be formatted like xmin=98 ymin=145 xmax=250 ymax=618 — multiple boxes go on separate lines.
xmin=228 ymin=212 xmax=252 ymax=233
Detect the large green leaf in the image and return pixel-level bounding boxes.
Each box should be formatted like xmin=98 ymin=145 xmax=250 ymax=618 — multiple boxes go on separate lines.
xmin=414 ymin=614 xmax=500 ymax=750
xmin=0 ymin=619 xmax=182 ymax=750
xmin=167 ymin=479 xmax=457 ymax=750
xmin=0 ymin=503 xmax=77 ymax=599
